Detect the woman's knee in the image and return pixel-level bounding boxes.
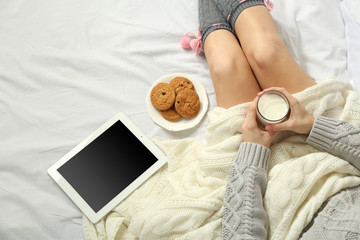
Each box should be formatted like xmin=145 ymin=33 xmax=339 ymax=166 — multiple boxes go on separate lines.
xmin=209 ymin=51 xmax=250 ymax=81
xmin=246 ymin=34 xmax=284 ymax=70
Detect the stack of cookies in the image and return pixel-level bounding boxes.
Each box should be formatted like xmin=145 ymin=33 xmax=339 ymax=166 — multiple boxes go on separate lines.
xmin=150 ymin=77 xmax=200 ymax=121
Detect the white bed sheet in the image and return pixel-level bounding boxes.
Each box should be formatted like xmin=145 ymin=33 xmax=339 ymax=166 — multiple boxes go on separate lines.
xmin=0 ymin=0 xmax=358 ymax=239
xmin=341 ymin=0 xmax=360 ymax=92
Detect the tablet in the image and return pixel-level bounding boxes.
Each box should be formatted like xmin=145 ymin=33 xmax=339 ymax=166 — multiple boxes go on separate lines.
xmin=48 ymin=112 xmax=168 ymax=223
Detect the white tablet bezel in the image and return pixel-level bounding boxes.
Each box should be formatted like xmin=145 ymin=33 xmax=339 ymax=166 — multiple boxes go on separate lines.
xmin=48 ymin=112 xmax=168 ymax=223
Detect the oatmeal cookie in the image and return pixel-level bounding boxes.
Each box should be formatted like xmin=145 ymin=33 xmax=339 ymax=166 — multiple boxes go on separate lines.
xmin=169 ymin=77 xmax=194 ymax=95
xmin=150 ymin=83 xmax=176 ymax=110
xmin=160 ymin=105 xmax=182 ymax=122
xmin=175 ymin=89 xmax=200 ymax=118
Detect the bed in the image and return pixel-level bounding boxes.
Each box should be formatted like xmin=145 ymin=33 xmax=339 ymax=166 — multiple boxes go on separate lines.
xmin=1 ymin=0 xmax=359 ymax=239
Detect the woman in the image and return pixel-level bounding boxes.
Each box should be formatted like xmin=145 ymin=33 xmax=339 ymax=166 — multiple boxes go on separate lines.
xmin=195 ymin=0 xmax=360 ymax=239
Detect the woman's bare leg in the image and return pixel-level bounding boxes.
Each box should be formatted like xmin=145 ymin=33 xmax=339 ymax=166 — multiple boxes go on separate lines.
xmin=234 ymin=5 xmax=316 ymax=93
xmin=204 ymin=29 xmax=261 ymax=108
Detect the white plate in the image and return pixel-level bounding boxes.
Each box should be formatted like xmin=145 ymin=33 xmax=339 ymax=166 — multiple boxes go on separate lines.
xmin=146 ymin=73 xmax=209 ymax=131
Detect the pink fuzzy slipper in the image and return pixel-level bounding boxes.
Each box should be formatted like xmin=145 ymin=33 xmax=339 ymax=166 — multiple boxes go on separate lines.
xmin=181 ymin=25 xmax=202 ymax=54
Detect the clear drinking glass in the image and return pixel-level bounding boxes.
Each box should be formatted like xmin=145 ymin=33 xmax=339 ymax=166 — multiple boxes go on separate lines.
xmin=256 ymin=90 xmax=290 ymax=130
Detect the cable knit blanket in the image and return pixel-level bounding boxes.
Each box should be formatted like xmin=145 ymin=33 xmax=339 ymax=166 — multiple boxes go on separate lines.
xmin=83 ymin=79 xmax=360 ymax=240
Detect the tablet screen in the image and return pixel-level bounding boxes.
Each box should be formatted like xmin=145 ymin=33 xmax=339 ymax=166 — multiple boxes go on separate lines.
xmin=58 ymin=120 xmax=158 ymax=213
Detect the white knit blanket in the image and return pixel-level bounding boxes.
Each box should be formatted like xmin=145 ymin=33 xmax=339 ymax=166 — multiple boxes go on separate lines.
xmin=83 ymin=79 xmax=360 ymax=240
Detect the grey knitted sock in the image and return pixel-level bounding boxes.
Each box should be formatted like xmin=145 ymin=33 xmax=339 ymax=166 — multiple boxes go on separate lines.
xmin=214 ymin=0 xmax=265 ymax=29
xmin=199 ymin=0 xmax=234 ymax=49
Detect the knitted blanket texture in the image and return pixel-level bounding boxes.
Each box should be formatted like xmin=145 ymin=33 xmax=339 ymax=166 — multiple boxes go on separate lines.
xmin=83 ymin=79 xmax=360 ymax=240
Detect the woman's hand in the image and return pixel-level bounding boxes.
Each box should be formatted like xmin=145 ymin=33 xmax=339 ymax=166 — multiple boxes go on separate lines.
xmin=262 ymin=87 xmax=315 ymax=135
xmin=242 ymin=95 xmax=279 ymax=148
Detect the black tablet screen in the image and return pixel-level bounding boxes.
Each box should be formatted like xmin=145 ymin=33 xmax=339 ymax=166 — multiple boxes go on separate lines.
xmin=58 ymin=120 xmax=158 ymax=212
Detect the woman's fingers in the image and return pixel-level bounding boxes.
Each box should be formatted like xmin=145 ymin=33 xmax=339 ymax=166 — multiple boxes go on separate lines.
xmin=266 ymin=121 xmax=292 ymax=132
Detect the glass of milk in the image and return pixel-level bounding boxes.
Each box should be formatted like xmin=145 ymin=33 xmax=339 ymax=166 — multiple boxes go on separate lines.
xmin=256 ymin=90 xmax=290 ymax=130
